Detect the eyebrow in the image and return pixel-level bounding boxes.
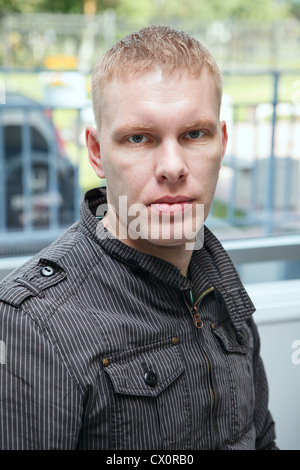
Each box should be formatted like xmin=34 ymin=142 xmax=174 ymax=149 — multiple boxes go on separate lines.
xmin=183 ymin=118 xmax=218 ymax=130
xmin=112 ymin=123 xmax=154 ymax=140
xmin=112 ymin=117 xmax=218 ymax=140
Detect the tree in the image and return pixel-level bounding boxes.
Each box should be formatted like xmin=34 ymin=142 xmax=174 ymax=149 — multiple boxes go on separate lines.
xmin=114 ymin=0 xmax=290 ymax=21
xmin=289 ymin=0 xmax=300 ymax=19
xmin=0 ymin=0 xmax=295 ymax=21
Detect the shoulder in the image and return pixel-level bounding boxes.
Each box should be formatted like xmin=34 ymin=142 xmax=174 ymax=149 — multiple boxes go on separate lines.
xmin=0 ymin=225 xmax=108 ymax=388
xmin=0 ymin=223 xmax=104 ymax=324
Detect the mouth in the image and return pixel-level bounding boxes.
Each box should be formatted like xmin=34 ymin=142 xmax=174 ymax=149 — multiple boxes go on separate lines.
xmin=150 ymin=196 xmax=195 ymax=215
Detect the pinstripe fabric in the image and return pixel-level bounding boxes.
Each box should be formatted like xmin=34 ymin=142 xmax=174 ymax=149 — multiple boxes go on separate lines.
xmin=0 ymin=188 xmax=277 ymax=450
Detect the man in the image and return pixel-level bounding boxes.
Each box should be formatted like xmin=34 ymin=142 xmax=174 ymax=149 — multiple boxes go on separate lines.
xmin=0 ymin=25 xmax=277 ymax=450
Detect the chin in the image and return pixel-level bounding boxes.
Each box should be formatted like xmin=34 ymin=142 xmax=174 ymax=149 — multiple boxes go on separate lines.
xmin=148 ymin=235 xmax=196 ymax=250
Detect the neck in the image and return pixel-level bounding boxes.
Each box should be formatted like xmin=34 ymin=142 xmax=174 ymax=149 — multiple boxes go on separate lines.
xmin=128 ymin=240 xmax=194 ymax=278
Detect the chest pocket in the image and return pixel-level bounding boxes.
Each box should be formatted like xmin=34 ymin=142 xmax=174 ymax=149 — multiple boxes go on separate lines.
xmin=212 ymin=321 xmax=255 ymax=441
xmin=102 ymin=338 xmax=190 ymax=450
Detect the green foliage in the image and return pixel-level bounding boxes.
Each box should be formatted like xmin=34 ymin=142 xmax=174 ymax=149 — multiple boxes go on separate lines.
xmin=289 ymin=0 xmax=300 ymax=19
xmin=0 ymin=0 xmax=295 ymax=20
xmin=135 ymin=0 xmax=291 ymax=22
xmin=0 ymin=0 xmax=42 ymax=14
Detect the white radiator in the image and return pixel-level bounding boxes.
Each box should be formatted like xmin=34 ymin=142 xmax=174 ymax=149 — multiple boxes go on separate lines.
xmin=247 ymin=280 xmax=300 ymax=450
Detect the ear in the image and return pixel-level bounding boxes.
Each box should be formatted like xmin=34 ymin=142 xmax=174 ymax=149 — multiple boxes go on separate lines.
xmin=85 ymin=126 xmax=106 ymax=179
xmin=220 ymin=120 xmax=228 ymax=161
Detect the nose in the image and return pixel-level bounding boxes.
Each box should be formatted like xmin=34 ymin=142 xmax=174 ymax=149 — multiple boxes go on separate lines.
xmin=155 ymin=140 xmax=188 ymax=184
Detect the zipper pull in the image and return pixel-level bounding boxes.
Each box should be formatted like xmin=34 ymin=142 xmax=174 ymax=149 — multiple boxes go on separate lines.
xmin=192 ymin=306 xmax=203 ymax=328
xmin=189 ymin=286 xmax=214 ymax=329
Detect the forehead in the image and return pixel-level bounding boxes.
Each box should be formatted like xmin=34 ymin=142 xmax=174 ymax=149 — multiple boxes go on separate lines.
xmin=99 ymin=68 xmax=220 ymax=128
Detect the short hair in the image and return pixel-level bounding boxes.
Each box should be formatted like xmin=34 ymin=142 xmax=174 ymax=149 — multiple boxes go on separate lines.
xmin=91 ymin=25 xmax=223 ymax=129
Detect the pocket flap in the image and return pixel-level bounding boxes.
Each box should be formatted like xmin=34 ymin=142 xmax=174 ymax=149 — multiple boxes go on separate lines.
xmin=103 ymin=340 xmax=184 ymax=397
xmin=212 ymin=322 xmax=250 ymax=354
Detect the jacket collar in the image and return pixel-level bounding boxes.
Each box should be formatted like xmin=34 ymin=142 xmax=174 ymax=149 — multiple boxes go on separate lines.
xmin=192 ymin=227 xmax=256 ymax=329
xmin=81 ymin=188 xmax=255 ymax=329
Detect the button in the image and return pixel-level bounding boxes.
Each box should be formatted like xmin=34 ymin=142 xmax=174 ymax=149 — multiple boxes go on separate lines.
xmin=102 ymin=358 xmax=109 ymax=367
xmin=40 ymin=266 xmax=55 ymax=277
xmin=235 ymin=330 xmax=246 ymax=346
xmin=144 ymin=371 xmax=158 ymax=387
xmin=172 ymin=336 xmax=179 ymax=345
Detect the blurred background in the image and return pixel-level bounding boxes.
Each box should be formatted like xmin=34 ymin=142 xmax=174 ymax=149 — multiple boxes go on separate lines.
xmin=0 ymin=0 xmax=299 ymax=450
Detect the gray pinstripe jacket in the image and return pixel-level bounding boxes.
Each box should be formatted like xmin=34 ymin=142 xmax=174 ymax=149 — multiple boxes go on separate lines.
xmin=0 ymin=188 xmax=277 ymax=450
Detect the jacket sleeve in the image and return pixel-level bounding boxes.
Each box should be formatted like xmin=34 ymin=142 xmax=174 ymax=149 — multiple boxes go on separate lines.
xmin=0 ymin=301 xmax=82 ymax=449
xmin=249 ymin=318 xmax=279 ymax=450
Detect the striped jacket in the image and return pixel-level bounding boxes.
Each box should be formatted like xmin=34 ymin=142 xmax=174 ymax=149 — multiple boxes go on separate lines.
xmin=0 ymin=188 xmax=277 ymax=450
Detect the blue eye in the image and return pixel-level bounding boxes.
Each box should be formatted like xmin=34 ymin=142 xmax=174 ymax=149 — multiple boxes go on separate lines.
xmin=185 ymin=130 xmax=204 ymax=139
xmin=129 ymin=135 xmax=147 ymax=143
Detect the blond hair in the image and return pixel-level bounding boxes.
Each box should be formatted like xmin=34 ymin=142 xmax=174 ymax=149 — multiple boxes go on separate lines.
xmin=91 ymin=25 xmax=223 ymax=129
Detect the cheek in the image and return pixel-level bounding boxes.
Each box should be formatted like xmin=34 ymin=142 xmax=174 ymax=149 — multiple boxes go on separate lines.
xmin=104 ymin=158 xmax=148 ymax=207
xmin=197 ymin=153 xmax=222 ymax=186
xmin=106 ymin=149 xmax=152 ymax=187
xmin=195 ymin=156 xmax=222 ymax=216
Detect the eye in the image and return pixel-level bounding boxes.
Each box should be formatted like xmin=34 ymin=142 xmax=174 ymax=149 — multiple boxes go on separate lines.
xmin=128 ymin=135 xmax=149 ymax=144
xmin=185 ymin=130 xmax=205 ymax=139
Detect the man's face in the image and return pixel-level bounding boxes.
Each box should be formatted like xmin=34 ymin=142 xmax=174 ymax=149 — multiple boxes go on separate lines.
xmin=87 ymin=67 xmax=227 ymax=252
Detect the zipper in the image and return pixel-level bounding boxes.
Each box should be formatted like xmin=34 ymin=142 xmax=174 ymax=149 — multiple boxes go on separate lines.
xmin=188 ymin=285 xmax=216 ymax=411
xmin=189 ymin=286 xmax=215 ymax=328
xmin=203 ymin=352 xmax=215 ymax=410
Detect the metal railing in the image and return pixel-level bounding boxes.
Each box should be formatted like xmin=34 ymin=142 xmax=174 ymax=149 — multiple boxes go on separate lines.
xmin=209 ymin=69 xmax=300 ymax=235
xmin=1 ymin=13 xmax=300 ymax=71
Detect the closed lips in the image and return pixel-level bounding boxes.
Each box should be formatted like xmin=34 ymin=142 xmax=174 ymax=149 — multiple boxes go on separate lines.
xmin=151 ymin=197 xmax=194 ymax=215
